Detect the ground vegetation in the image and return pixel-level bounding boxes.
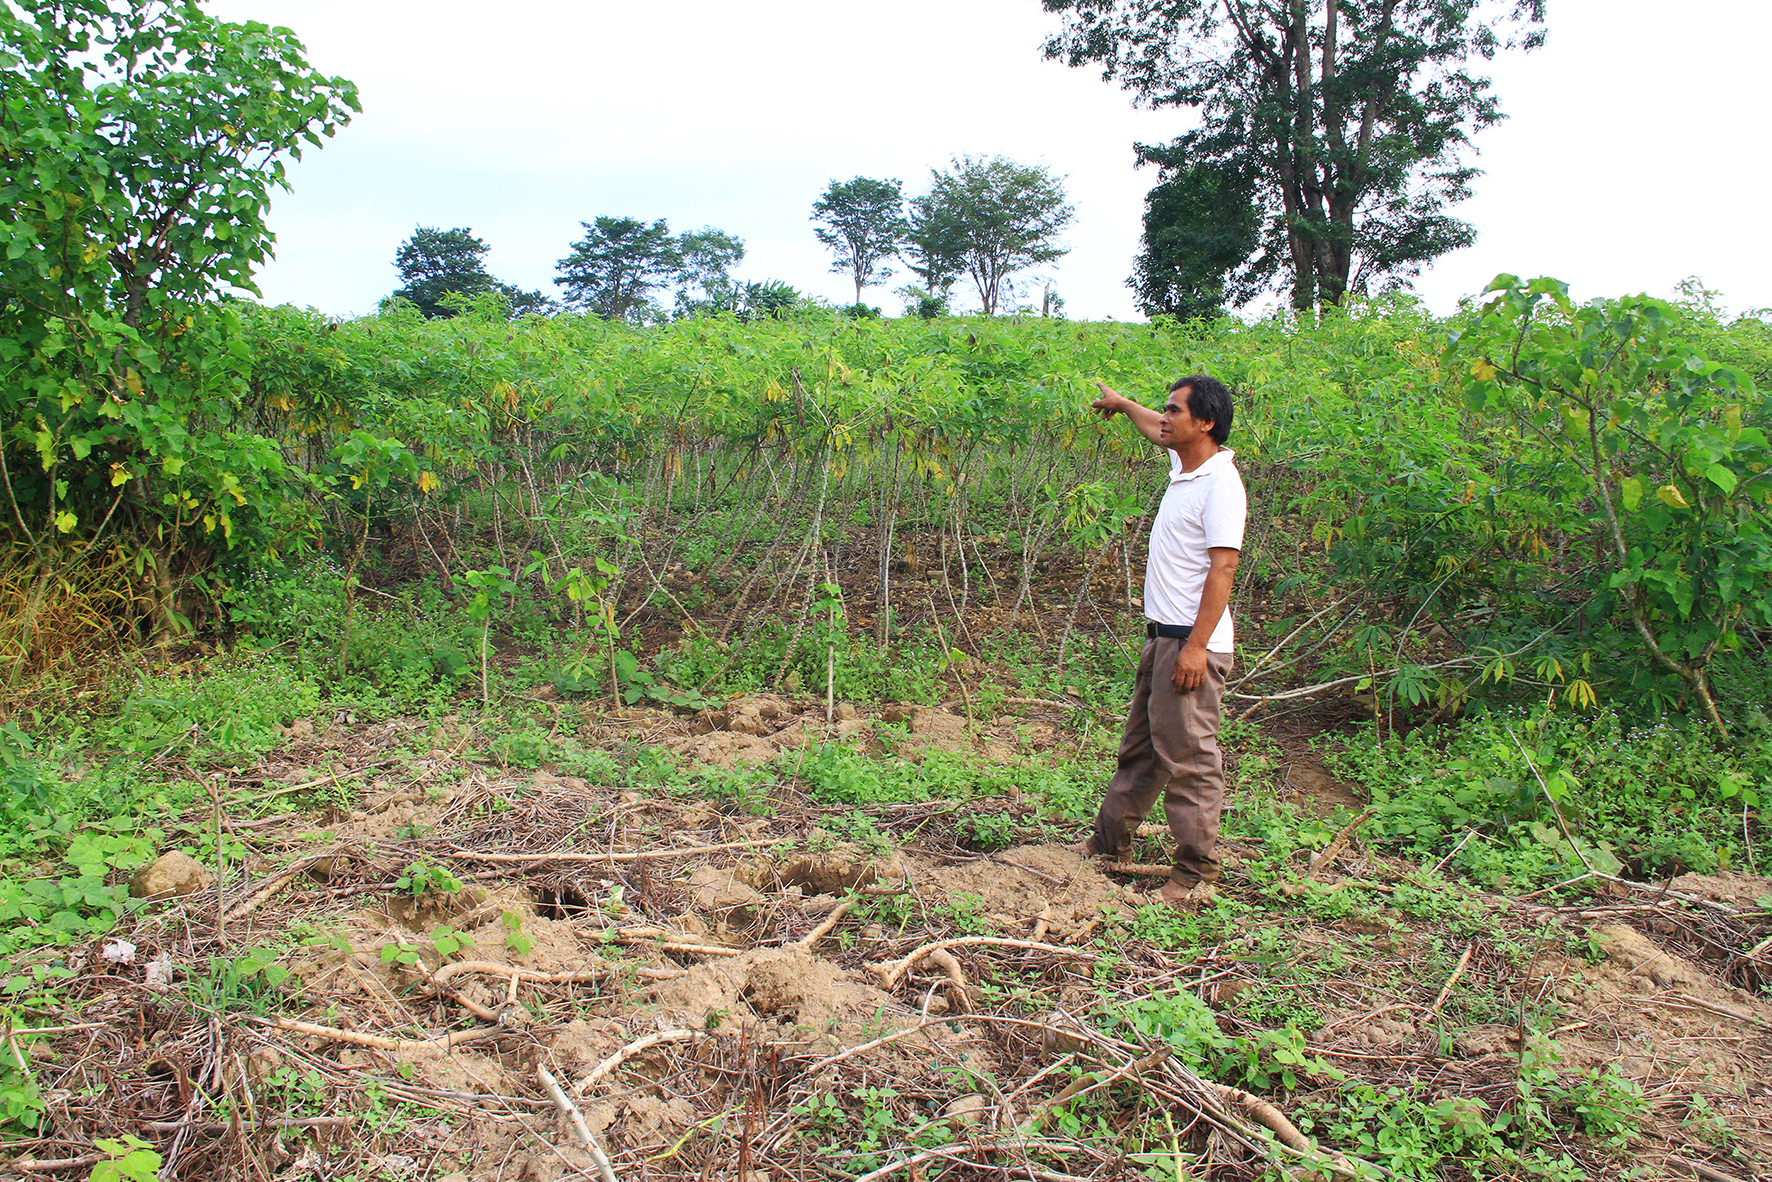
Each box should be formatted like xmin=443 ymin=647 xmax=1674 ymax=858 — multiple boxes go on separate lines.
xmin=1 ymin=290 xmax=1770 ymax=1179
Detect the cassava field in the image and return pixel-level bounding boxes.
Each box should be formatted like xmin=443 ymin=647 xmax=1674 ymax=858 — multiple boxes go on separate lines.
xmin=3 ymin=290 xmax=1772 ymax=1182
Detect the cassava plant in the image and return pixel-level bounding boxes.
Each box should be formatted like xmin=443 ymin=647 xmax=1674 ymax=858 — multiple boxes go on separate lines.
xmin=1451 ymin=276 xmax=1772 ymax=736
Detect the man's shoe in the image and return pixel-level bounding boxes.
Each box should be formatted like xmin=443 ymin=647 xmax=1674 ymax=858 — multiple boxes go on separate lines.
xmin=1157 ymin=879 xmax=1217 ymax=907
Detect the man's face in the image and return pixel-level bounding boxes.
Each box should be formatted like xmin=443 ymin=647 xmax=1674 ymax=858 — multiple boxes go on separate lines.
xmin=1160 ymin=386 xmax=1214 ymax=446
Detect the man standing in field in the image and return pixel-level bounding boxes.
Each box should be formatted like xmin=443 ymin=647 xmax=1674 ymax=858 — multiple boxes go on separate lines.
xmin=1085 ymin=375 xmax=1246 ymax=905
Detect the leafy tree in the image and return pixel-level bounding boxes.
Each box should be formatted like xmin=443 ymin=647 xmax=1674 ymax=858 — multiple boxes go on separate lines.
xmin=1131 ymin=145 xmax=1269 ymax=320
xmin=1041 ymin=0 xmax=1546 ymax=312
xmin=811 ymin=177 xmax=909 ymax=305
xmin=906 ymin=156 xmax=1073 ymax=316
xmin=672 ymin=227 xmax=745 ymax=316
xmin=555 ymin=217 xmax=682 ymax=321
xmin=0 ymin=0 xmax=357 ymax=647
xmin=390 ymin=227 xmax=551 ymax=319
xmin=501 ymin=287 xmax=555 ymax=318
xmin=392 ymin=227 xmax=488 ymax=317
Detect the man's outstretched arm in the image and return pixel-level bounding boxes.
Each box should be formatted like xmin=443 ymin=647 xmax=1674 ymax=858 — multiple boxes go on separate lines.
xmin=1091 ymin=381 xmax=1165 ymax=448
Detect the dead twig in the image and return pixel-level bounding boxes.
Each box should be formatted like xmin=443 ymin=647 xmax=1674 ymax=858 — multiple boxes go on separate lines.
xmin=223 ymin=850 xmax=342 ymax=921
xmin=1018 ymin=1048 xmax=1170 ymax=1133
xmin=1668 ymin=1156 xmax=1752 ymax=1182
xmin=875 ymin=937 xmax=1097 ymax=990
xmin=538 ymin=1064 xmax=620 ymax=1182
xmin=1309 ymin=809 xmax=1375 ymax=877
xmin=571 ymin=1028 xmax=698 ymax=1097
xmin=430 ymin=959 xmax=616 ymax=988
xmin=1103 ymin=861 xmax=1174 ymax=878
xmin=258 ymin=1016 xmax=503 ymax=1052
xmin=442 ymin=837 xmax=783 ymax=865
xmin=1428 ymin=943 xmax=1475 ymax=1019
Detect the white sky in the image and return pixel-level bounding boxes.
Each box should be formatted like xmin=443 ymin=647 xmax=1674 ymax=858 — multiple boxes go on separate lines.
xmin=211 ymin=0 xmax=1772 ymax=321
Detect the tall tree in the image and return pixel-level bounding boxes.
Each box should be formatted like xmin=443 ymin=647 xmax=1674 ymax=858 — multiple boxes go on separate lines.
xmin=392 ymin=227 xmax=495 ymax=317
xmin=390 ymin=227 xmax=552 ymax=318
xmin=1130 ymin=146 xmax=1271 ymax=320
xmin=555 ymin=217 xmax=682 ymax=321
xmin=811 ymin=177 xmax=909 ymax=304
xmin=907 ymin=156 xmax=1074 ymax=316
xmin=1040 ymin=0 xmax=1546 ymax=312
xmin=673 ymin=227 xmax=746 ymax=315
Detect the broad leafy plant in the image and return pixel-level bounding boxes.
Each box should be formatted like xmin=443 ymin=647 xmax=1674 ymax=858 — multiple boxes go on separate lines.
xmin=1451 ymin=276 xmax=1772 ymax=735
xmin=0 ymin=0 xmax=357 ymax=650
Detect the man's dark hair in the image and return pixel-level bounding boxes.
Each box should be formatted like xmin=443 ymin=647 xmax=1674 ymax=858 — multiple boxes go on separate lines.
xmin=1169 ymin=373 xmax=1233 ymax=444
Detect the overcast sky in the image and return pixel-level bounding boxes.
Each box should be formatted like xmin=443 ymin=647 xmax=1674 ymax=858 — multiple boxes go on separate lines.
xmin=210 ymin=0 xmax=1772 ymax=322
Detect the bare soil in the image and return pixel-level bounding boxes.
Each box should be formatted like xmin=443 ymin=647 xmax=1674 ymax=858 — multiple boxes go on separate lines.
xmin=8 ymin=697 xmax=1771 ymax=1182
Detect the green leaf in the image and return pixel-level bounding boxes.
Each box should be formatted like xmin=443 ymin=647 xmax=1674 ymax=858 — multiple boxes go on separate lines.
xmin=1705 ymin=463 xmax=1737 ymax=494
xmin=1620 ymin=477 xmax=1643 ymax=511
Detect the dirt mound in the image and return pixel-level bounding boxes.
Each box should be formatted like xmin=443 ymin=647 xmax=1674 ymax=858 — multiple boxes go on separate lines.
xmin=1669 ymin=871 xmax=1772 ymax=909
xmin=759 ymin=840 xmax=908 ymax=895
xmin=914 ymin=842 xmax=1138 ymax=939
xmin=1525 ymin=922 xmax=1772 ymax=1104
xmin=647 ymin=946 xmax=909 ymax=1048
xmin=667 ymin=694 xmax=809 ymax=767
xmin=882 ymin=703 xmax=1018 ymax=761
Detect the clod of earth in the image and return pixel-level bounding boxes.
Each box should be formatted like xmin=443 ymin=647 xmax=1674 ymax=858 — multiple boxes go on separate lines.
xmin=129 ymin=851 xmax=212 ymax=899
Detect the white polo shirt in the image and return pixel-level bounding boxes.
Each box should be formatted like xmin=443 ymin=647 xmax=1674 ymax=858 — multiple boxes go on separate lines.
xmin=1144 ymin=447 xmax=1246 ymax=654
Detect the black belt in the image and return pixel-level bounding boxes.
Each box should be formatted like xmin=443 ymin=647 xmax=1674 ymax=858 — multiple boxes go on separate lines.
xmin=1145 ymin=622 xmax=1193 ymax=641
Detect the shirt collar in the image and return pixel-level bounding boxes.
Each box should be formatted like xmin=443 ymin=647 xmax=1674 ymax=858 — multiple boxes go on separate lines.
xmin=1169 ymin=447 xmax=1235 ymax=483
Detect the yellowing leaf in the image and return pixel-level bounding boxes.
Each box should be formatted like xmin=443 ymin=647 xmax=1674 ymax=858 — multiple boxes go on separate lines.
xmin=125 ymin=369 xmax=143 ymax=395
xmin=1469 ymin=359 xmax=1496 ymax=381
xmin=1620 ymin=477 xmax=1643 ymax=511
xmin=54 ymin=510 xmax=77 ymax=533
xmin=1655 ymin=483 xmax=1689 ymax=509
xmin=110 ymin=464 xmax=130 ymax=487
xmin=417 ymin=470 xmax=439 ymax=494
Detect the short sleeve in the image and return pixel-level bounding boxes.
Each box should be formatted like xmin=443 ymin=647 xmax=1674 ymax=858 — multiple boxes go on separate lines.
xmin=1202 ymin=467 xmax=1247 ymax=551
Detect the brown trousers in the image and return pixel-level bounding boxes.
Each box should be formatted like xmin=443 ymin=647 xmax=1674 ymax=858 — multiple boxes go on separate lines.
xmin=1091 ymin=638 xmax=1233 ymax=886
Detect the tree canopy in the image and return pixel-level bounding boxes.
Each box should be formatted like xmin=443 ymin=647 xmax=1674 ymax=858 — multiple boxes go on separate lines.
xmin=673 ymin=227 xmax=746 ymax=316
xmin=390 ymin=226 xmax=549 ymax=318
xmin=811 ymin=177 xmax=909 ymax=305
xmin=555 ymin=218 xmax=746 ymax=322
xmin=1041 ymin=0 xmax=1546 ymax=312
xmin=555 ymin=218 xmax=680 ymax=320
xmin=1130 ymin=146 xmax=1267 ymax=320
xmin=906 ymin=156 xmax=1073 ymax=316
